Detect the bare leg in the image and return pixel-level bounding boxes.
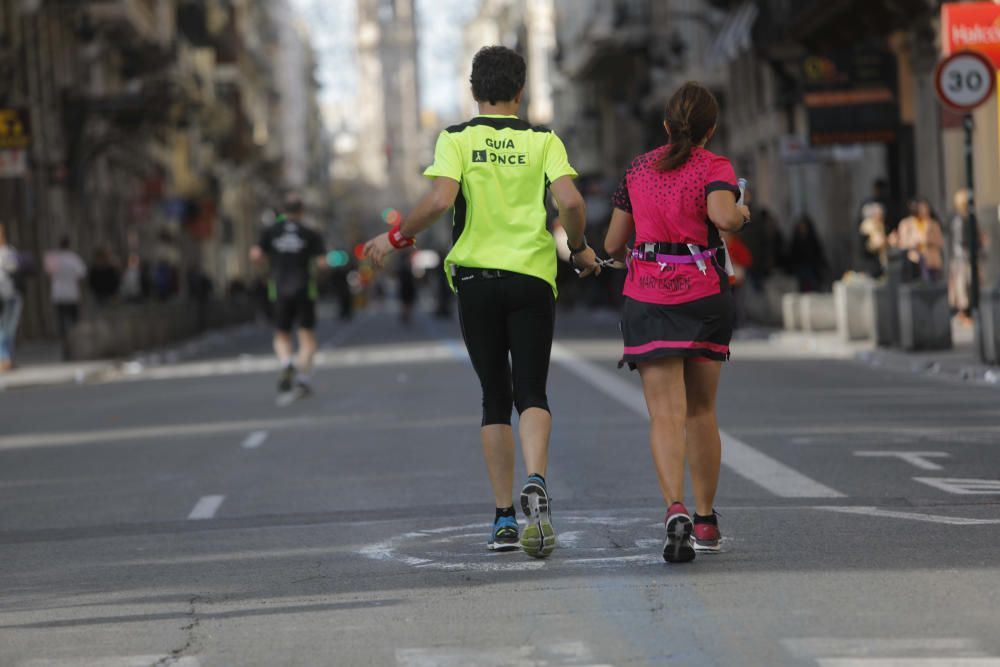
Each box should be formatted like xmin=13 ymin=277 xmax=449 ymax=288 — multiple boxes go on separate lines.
xmin=637 ymin=357 xmax=688 ymax=505
xmin=684 ymin=360 xmax=723 ymax=517
xmin=481 ymin=425 xmax=516 ymax=507
xmin=274 ymin=331 xmax=294 ymax=366
xmin=518 ymin=407 xmax=551 ymax=477
xmin=296 ymin=328 xmax=318 ymax=374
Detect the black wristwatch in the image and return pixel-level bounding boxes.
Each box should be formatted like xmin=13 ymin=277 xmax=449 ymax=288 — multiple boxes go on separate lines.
xmin=567 ymin=237 xmax=589 ymax=255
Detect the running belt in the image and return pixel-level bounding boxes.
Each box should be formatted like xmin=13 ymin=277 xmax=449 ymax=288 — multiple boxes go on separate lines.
xmin=630 ymin=242 xmax=721 ymax=265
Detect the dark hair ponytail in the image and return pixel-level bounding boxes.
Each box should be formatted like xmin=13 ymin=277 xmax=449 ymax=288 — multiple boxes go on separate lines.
xmin=655 ymin=82 xmax=719 ymax=172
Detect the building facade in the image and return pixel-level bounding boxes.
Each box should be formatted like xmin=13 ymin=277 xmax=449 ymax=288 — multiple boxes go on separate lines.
xmin=0 ymin=0 xmax=330 ymax=340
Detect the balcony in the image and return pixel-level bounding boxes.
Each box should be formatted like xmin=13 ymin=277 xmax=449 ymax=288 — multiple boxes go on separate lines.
xmin=560 ymin=0 xmax=651 ymax=79
xmin=86 ymin=0 xmax=168 ymax=46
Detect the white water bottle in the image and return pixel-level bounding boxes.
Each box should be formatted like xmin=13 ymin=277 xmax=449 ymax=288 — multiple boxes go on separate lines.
xmin=722 ymin=178 xmax=749 ymax=280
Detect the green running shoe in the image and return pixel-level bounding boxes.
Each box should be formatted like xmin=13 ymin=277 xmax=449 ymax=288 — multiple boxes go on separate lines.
xmin=519 ymin=475 xmax=555 ymax=558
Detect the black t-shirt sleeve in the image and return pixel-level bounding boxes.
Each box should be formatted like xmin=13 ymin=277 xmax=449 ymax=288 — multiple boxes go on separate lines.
xmin=611 ymin=174 xmax=632 ymax=213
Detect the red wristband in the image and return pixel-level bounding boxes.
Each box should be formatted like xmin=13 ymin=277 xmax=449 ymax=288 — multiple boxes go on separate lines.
xmin=388 ymin=223 xmax=415 ymax=249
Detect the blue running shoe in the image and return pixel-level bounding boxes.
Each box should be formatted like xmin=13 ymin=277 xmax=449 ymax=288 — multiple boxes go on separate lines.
xmin=488 ymin=515 xmax=520 ymax=552
xmin=520 ymin=475 xmax=555 ymax=558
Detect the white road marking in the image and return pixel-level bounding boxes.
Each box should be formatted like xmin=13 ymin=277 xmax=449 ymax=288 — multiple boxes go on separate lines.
xmin=914 ymin=477 xmax=1000 ymax=495
xmin=241 ymin=430 xmax=269 ymax=449
xmin=550 ymin=343 xmax=845 ymax=499
xmin=21 ymin=659 xmax=200 ymax=667
xmin=187 ymin=495 xmax=225 ymax=520
xmin=818 ymin=660 xmax=1000 ymax=666
xmin=854 ymin=451 xmax=950 ymax=471
xmin=782 ymin=637 xmax=990 ymax=659
xmin=815 ymin=506 xmax=1000 ymax=526
xmin=397 ymin=642 xmax=610 ymax=667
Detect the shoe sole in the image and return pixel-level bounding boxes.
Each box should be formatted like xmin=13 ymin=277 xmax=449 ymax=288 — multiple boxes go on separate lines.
xmin=520 ymin=482 xmax=555 ymax=559
xmin=488 ymin=542 xmax=521 ymax=552
xmin=693 ymin=539 xmax=722 ymax=554
xmin=663 ymin=514 xmax=695 ymax=563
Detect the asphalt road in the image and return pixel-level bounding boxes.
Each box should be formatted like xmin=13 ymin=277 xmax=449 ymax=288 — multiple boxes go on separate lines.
xmin=2 ymin=300 xmax=999 ymax=667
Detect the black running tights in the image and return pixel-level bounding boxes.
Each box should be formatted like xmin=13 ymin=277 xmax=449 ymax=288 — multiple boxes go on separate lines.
xmin=457 ymin=272 xmax=555 ymax=426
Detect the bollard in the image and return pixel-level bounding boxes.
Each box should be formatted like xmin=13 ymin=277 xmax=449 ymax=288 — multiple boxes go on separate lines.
xmin=898 ymin=283 xmax=952 ymax=351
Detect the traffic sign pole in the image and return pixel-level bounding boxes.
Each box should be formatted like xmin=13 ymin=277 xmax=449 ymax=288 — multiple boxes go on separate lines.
xmin=935 ymin=51 xmax=996 ymax=362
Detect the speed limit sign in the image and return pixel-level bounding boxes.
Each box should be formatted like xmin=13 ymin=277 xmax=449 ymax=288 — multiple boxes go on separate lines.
xmin=935 ymin=51 xmax=996 ymax=112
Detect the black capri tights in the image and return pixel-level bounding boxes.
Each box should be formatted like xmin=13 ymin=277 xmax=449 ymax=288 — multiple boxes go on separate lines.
xmin=457 ymin=272 xmax=555 ymax=426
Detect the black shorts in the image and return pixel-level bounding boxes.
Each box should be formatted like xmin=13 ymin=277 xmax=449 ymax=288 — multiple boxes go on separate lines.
xmin=273 ymin=292 xmax=317 ymax=332
xmin=619 ymin=286 xmax=733 ymax=370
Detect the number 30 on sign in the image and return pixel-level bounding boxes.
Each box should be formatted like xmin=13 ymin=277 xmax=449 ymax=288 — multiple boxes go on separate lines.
xmin=935 ymin=50 xmax=996 ymax=112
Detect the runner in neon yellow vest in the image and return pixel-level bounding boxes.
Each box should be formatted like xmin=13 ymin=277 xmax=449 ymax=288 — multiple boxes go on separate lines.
xmin=364 ymin=46 xmax=600 ymax=559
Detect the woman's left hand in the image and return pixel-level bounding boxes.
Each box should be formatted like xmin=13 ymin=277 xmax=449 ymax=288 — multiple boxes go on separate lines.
xmin=363 ymin=233 xmax=394 ymax=268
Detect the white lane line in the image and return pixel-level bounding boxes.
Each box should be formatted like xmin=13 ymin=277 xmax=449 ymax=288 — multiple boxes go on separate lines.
xmin=815 ymin=505 xmax=1000 ymax=526
xmin=21 ymin=659 xmax=200 ymax=667
xmin=551 ymin=343 xmax=845 ymax=499
xmin=854 ymin=451 xmax=950 ymax=471
xmin=187 ymin=495 xmax=225 ymax=520
xmin=818 ymin=660 xmax=1000 ymax=667
xmin=913 ymin=477 xmax=1000 ymax=495
xmin=782 ymin=638 xmax=990 ymax=660
xmin=241 ymin=430 xmax=269 ymax=450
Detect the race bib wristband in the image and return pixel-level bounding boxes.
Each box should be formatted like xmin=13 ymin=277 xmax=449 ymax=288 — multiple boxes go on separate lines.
xmin=388 ymin=223 xmax=415 ymax=249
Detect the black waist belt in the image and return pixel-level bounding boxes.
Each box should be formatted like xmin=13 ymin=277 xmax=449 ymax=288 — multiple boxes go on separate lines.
xmin=633 ymin=241 xmax=722 ymax=263
xmin=453 ymin=266 xmax=514 ymax=283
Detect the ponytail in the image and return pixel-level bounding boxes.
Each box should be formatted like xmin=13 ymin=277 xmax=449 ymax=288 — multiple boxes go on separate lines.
xmin=654 ymin=82 xmax=719 ymax=173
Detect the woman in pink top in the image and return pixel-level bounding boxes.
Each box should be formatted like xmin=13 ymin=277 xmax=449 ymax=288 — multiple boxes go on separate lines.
xmin=604 ymin=83 xmax=749 ymax=563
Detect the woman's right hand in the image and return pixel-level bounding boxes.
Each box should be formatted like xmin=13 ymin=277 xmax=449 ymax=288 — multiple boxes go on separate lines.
xmin=737 ymin=205 xmax=751 ymax=224
xmin=571 ymin=246 xmax=602 ymax=278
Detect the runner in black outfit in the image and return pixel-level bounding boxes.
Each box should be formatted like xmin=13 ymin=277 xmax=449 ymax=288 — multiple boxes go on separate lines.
xmin=250 ymin=193 xmax=326 ymax=396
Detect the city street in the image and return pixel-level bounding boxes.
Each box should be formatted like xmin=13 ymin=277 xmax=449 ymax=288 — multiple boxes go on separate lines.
xmin=2 ymin=304 xmax=999 ymax=667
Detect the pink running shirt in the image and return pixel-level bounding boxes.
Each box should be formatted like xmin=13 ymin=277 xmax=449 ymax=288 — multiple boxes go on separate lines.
xmin=611 ymin=146 xmax=739 ymax=305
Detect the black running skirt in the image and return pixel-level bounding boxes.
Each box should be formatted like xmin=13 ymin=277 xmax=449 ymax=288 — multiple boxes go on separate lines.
xmin=619 ymin=290 xmax=734 ymax=370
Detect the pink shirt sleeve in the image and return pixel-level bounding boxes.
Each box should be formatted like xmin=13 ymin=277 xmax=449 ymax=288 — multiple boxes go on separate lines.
xmin=705 ymin=155 xmax=739 ymax=198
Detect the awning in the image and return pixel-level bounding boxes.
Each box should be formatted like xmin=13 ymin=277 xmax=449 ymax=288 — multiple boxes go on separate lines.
xmin=709 ymin=1 xmax=760 ymax=65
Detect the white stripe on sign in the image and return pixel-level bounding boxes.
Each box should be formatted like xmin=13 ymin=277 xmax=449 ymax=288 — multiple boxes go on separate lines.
xmin=815 ymin=505 xmax=1000 ymax=526
xmin=550 ymin=344 xmax=845 ymax=498
xmin=187 ymin=495 xmax=224 ymax=520
xmin=241 ymin=430 xmax=268 ymax=449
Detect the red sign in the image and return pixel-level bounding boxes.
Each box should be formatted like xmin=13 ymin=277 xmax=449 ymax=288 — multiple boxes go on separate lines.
xmin=943 ymin=2 xmax=1000 ymax=69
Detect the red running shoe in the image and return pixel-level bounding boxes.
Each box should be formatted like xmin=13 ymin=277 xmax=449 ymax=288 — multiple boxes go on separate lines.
xmin=693 ymin=513 xmax=722 ymax=553
xmin=663 ymin=502 xmax=695 ymax=563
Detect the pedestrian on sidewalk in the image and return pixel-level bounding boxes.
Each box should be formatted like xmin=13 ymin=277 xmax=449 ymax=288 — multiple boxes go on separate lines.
xmin=250 ymin=192 xmax=327 ymax=399
xmin=44 ymin=237 xmax=87 ymax=350
xmin=88 ymin=247 xmax=121 ymax=305
xmin=364 ymin=46 xmax=601 ymax=558
xmin=603 ymin=82 xmax=749 ymax=563
xmin=859 ymin=202 xmax=889 ymax=278
xmin=890 ymin=199 xmax=944 ymax=283
xmin=788 ymin=215 xmax=828 ymax=292
xmin=0 ymin=223 xmax=22 ymax=372
xmin=946 ymin=189 xmax=986 ymax=327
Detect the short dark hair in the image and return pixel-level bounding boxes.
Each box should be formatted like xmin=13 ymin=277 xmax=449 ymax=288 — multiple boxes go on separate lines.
xmin=470 ymin=46 xmax=526 ymax=104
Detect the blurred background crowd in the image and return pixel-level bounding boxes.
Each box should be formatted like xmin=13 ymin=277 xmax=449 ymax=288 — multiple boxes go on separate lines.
xmin=1 ymin=0 xmax=998 ymax=368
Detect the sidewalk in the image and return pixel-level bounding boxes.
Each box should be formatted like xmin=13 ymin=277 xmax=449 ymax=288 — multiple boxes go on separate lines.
xmin=0 ymin=322 xmax=263 ymax=392
xmin=0 ymin=341 xmax=117 ymax=391
xmin=773 ymin=320 xmax=1000 ymax=387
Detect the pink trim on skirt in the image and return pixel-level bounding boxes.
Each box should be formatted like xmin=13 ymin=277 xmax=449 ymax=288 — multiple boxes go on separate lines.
xmin=623 ymin=340 xmax=729 ymax=356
